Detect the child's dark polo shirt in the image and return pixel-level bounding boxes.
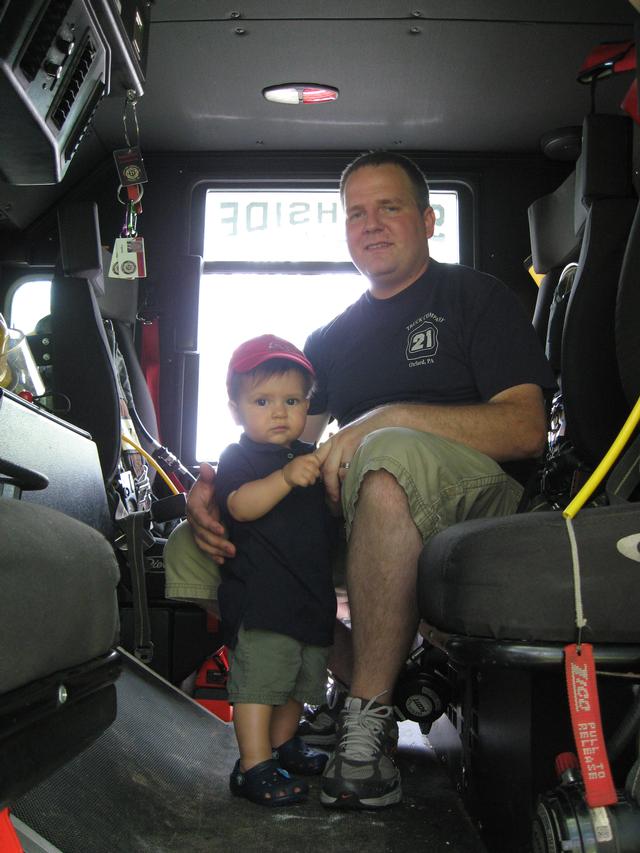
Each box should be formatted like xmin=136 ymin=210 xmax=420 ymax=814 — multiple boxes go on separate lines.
xmin=215 ymin=434 xmax=337 ymax=649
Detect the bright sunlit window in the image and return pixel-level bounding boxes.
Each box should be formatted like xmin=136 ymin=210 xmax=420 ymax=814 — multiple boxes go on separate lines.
xmin=196 ymin=188 xmax=460 ymax=461
xmin=7 ymin=278 xmax=52 ymax=334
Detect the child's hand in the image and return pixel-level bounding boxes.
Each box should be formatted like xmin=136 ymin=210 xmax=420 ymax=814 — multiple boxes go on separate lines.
xmin=283 ymin=454 xmax=322 ymax=488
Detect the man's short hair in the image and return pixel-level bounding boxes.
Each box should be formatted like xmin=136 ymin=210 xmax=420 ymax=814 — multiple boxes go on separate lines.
xmin=340 ymin=151 xmax=430 ymax=213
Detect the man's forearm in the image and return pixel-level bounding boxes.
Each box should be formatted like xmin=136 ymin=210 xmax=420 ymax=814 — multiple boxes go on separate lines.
xmin=347 ymin=385 xmax=547 ymax=462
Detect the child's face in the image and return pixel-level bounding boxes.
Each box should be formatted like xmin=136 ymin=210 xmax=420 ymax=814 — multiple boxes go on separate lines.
xmin=230 ymin=369 xmax=310 ymax=447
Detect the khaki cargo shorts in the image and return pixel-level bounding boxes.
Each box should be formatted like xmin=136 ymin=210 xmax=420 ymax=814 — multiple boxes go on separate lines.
xmin=340 ymin=427 xmax=523 ymax=541
xmin=164 ymin=428 xmax=522 ymax=605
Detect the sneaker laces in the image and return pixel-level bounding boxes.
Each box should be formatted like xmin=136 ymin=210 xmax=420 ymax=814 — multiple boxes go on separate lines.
xmin=338 ymin=694 xmax=394 ymax=761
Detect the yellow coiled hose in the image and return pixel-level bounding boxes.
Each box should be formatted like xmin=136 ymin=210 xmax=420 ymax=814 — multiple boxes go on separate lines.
xmin=563 ymin=395 xmax=640 ymax=519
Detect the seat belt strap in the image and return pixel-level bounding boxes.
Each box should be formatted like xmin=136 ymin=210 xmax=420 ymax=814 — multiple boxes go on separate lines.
xmin=141 ymin=320 xmax=162 ymax=437
xmin=121 ymin=510 xmax=154 ymax=663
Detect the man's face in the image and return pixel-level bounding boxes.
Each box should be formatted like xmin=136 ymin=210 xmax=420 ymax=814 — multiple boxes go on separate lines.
xmin=343 ymin=163 xmax=435 ymax=296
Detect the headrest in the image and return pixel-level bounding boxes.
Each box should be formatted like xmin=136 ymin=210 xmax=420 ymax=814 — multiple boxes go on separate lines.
xmin=528 ymin=171 xmax=580 ymax=274
xmin=57 ymin=203 xmax=104 ymax=296
xmin=528 ymin=114 xmax=635 ymax=274
xmin=96 ymin=249 xmax=140 ymax=324
xmin=574 ymin=114 xmax=634 ymax=233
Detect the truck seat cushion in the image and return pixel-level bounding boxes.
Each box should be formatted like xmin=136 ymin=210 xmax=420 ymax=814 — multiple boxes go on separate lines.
xmin=0 ymin=500 xmax=120 ymax=695
xmin=417 ymin=504 xmax=640 ymax=643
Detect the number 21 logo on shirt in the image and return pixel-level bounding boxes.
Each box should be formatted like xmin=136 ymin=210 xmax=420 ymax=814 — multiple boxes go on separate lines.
xmin=406 ymin=322 xmax=438 ymax=361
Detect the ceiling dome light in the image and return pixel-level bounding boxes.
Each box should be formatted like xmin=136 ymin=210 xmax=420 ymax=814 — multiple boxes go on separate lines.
xmin=262 ymin=84 xmax=339 ymax=105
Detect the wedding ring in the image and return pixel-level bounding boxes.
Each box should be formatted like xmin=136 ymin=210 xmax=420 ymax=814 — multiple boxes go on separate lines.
xmin=339 ymin=462 xmax=351 ymax=469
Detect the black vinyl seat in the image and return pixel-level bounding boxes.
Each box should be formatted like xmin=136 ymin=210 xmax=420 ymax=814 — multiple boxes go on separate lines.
xmin=0 ymin=499 xmax=121 ymax=810
xmin=96 ymin=249 xmax=160 ymax=458
xmin=528 ymin=169 xmax=581 ymax=347
xmin=615 ymin=203 xmax=640 ymax=414
xmin=417 ymin=502 xmax=640 ymax=645
xmin=50 ymin=268 xmax=122 ymax=485
xmin=534 ymin=115 xmax=636 ymax=467
xmin=418 ymin=114 xmax=639 ymax=643
xmin=40 ymin=219 xmax=213 ymax=684
xmin=561 ymin=115 xmax=637 ymax=467
xmin=415 ymin=114 xmax=640 ymax=850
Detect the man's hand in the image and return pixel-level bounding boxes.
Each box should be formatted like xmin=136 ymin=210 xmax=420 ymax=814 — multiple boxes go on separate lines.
xmin=282 ymin=453 xmax=322 ymax=488
xmin=186 ymin=462 xmax=236 ymax=563
xmin=316 ymin=421 xmax=370 ymax=503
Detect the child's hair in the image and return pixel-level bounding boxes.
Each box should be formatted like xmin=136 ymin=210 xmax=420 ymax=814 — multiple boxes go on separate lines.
xmin=228 ymin=357 xmax=315 ymax=402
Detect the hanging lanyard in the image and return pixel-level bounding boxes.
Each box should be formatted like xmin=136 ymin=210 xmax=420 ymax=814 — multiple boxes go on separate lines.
xmin=563 ymin=516 xmax=617 ymax=808
xmin=109 ymin=91 xmax=148 ymax=280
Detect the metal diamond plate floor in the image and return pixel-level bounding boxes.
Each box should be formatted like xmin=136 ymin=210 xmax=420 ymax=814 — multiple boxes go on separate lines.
xmin=13 ymin=652 xmax=488 ymax=853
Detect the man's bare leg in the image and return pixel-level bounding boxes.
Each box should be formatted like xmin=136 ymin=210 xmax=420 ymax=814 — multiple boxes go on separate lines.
xmin=346 ymin=469 xmax=423 ymax=705
xmin=320 ymin=470 xmax=420 ymax=808
xmin=327 ymin=619 xmax=353 ymax=687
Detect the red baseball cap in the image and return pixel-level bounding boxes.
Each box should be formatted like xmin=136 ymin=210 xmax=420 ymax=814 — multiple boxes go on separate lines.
xmin=226 ymin=334 xmax=315 ymax=392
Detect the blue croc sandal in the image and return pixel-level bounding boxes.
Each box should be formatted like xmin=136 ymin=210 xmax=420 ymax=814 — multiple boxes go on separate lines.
xmin=272 ymin=735 xmax=329 ymax=775
xmin=229 ymin=758 xmax=308 ymax=806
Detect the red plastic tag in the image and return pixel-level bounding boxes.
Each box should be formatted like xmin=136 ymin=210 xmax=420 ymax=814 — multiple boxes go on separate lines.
xmin=577 ymin=41 xmax=636 ymax=83
xmin=564 ymin=643 xmax=617 ymax=807
xmin=622 ymin=78 xmax=640 ymax=127
xmin=0 ymin=808 xmax=23 ymax=853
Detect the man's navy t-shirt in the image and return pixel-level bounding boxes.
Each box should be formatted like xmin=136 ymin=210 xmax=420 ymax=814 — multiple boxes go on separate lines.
xmin=305 ymin=260 xmax=555 ymax=426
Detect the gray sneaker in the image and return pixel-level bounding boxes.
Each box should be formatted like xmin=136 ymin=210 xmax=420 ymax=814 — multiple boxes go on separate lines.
xmin=297 ymin=703 xmax=339 ymax=748
xmin=320 ymin=696 xmax=402 ymax=809
xmin=298 ymin=680 xmax=346 ymax=748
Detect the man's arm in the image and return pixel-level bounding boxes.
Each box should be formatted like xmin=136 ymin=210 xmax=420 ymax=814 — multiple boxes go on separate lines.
xmin=320 ymin=383 xmax=547 ymax=502
xmin=185 ymin=462 xmax=236 ymax=563
xmin=227 ymin=451 xmax=327 ymax=522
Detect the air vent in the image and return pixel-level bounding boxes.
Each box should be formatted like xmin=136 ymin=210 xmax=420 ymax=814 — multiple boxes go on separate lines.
xmin=19 ymin=0 xmax=72 ymax=82
xmin=62 ymin=79 xmax=104 ymax=162
xmin=51 ymin=34 xmax=96 ymax=130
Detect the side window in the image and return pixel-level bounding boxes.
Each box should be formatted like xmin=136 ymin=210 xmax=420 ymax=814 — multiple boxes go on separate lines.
xmin=7 ymin=277 xmax=52 ymax=334
xmin=2 ymin=277 xmax=51 ymax=398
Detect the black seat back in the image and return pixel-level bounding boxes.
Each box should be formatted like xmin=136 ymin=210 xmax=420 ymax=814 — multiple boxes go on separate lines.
xmin=97 ymin=248 xmax=160 ymax=454
xmin=528 ymin=169 xmax=582 ymax=347
xmin=561 ymin=114 xmax=637 ymax=467
xmin=615 ymin=202 xmax=640 ymax=409
xmin=50 ymin=271 xmax=121 ymax=484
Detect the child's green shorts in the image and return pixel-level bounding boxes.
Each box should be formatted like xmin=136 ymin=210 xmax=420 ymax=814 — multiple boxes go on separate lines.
xmin=227 ymin=626 xmax=330 ymax=706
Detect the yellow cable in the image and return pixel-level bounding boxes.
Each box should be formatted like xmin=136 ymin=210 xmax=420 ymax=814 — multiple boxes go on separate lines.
xmin=121 ymin=433 xmax=180 ymax=496
xmin=563 ymin=395 xmax=640 ymax=519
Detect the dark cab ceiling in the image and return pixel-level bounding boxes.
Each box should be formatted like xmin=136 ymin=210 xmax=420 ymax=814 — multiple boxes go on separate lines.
xmin=0 ymin=0 xmax=637 ymax=232
xmin=95 ymin=0 xmax=636 ymax=153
